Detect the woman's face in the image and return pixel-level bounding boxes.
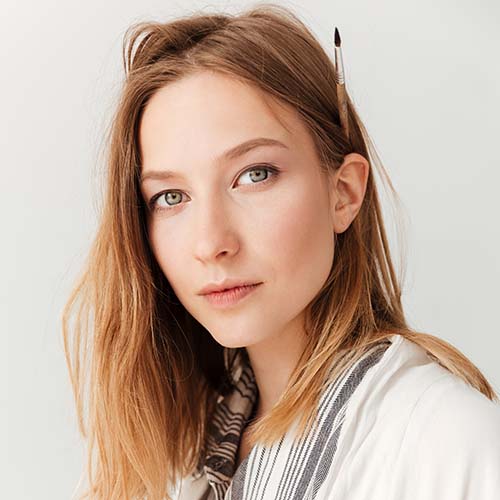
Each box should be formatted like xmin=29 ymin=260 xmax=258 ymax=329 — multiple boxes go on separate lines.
xmin=139 ymin=70 xmax=336 ymax=349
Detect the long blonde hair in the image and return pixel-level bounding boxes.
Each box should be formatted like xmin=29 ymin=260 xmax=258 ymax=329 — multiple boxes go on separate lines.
xmin=62 ymin=4 xmax=497 ymax=499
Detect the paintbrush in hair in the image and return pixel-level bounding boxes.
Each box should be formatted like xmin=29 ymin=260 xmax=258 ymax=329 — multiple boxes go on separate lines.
xmin=334 ymin=26 xmax=349 ymax=140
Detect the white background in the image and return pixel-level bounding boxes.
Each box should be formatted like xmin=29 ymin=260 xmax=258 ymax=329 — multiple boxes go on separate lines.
xmin=2 ymin=0 xmax=499 ymax=498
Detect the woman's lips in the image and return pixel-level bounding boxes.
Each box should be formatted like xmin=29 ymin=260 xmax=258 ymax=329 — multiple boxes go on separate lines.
xmin=202 ymin=283 xmax=262 ymax=308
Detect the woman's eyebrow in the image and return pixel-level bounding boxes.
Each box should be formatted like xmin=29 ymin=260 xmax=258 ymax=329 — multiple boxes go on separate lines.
xmin=140 ymin=137 xmax=288 ymax=184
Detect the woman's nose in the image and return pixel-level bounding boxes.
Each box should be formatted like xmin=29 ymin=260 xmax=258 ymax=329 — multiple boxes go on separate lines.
xmin=192 ymin=198 xmax=240 ymax=263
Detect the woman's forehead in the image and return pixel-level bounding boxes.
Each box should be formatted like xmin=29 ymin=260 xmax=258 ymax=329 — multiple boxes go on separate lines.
xmin=139 ymin=72 xmax=311 ymax=164
xmin=138 ymin=71 xmax=312 ymax=173
xmin=140 ymin=71 xmax=297 ymax=136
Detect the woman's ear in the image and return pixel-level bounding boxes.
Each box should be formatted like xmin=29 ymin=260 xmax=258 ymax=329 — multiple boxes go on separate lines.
xmin=329 ymin=153 xmax=370 ymax=234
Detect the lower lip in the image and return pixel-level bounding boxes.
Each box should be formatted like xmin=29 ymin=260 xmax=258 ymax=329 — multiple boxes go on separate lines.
xmin=202 ymin=283 xmax=262 ymax=308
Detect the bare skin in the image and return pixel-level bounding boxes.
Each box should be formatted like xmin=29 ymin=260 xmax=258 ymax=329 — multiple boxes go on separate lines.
xmin=139 ymin=70 xmax=369 ymax=440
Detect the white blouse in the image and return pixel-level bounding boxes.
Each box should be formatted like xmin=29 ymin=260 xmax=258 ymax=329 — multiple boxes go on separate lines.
xmin=173 ymin=334 xmax=500 ymax=499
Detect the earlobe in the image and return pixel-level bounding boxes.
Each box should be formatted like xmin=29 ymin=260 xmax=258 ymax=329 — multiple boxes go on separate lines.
xmin=332 ymin=204 xmax=353 ymax=235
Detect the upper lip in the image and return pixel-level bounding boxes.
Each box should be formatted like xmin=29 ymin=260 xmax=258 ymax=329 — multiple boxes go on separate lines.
xmin=198 ymin=279 xmax=262 ymax=295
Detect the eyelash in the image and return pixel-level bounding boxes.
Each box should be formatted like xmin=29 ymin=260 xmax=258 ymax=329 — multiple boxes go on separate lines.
xmin=147 ymin=164 xmax=281 ymax=214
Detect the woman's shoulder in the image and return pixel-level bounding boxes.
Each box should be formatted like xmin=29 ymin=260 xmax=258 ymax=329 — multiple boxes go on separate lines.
xmin=405 ymin=365 xmax=500 ymax=440
xmin=396 ymin=353 xmax=500 ymax=461
xmin=372 ymin=334 xmax=500 ymax=497
xmin=368 ymin=334 xmax=500 ymax=441
xmin=357 ymin=334 xmax=498 ymax=415
xmin=390 ymin=366 xmax=500 ymax=498
xmin=318 ymin=334 xmax=500 ymax=499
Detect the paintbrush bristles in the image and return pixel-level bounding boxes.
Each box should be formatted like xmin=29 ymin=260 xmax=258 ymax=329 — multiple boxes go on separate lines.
xmin=334 ymin=27 xmax=341 ymax=47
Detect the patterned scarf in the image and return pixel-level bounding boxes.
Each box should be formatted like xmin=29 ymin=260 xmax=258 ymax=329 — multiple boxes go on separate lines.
xmin=192 ymin=340 xmax=391 ymax=500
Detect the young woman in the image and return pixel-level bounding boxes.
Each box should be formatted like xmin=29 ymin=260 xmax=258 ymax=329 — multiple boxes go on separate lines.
xmin=62 ymin=4 xmax=500 ymax=500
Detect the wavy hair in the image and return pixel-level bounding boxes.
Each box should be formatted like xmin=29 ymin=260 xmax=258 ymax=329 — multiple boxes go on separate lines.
xmin=62 ymin=3 xmax=498 ymax=499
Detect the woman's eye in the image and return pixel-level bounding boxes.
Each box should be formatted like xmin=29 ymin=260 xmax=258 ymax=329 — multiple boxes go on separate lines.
xmin=236 ymin=165 xmax=277 ymax=186
xmin=148 ymin=164 xmax=280 ymax=213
